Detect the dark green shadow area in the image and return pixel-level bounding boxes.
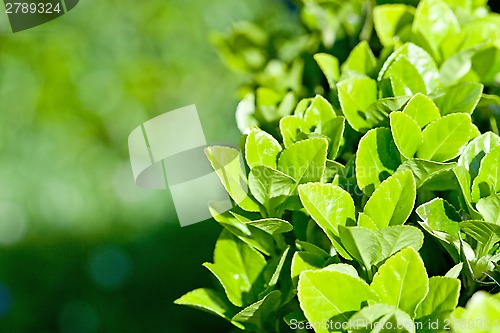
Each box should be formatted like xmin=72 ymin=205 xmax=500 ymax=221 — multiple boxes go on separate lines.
xmin=0 ymin=0 xmax=287 ymax=331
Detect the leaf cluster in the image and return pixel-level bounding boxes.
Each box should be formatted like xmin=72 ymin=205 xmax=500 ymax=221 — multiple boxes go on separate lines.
xmin=177 ymin=0 xmax=500 ymax=332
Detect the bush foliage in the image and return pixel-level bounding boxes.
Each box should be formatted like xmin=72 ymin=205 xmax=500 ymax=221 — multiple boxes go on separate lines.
xmin=177 ymin=0 xmax=500 ymax=332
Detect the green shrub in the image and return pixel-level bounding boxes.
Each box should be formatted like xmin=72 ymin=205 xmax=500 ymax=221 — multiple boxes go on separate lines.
xmin=176 ymin=0 xmax=500 ymax=332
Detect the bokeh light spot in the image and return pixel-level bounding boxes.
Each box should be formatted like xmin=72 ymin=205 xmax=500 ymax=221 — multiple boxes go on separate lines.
xmin=89 ymin=245 xmax=132 ymax=289
xmin=0 ymin=282 xmax=11 ymax=318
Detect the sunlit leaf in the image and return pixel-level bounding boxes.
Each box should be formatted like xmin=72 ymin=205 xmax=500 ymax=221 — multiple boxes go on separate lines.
xmin=390 ymin=111 xmax=423 ymax=159
xmin=298 ymin=270 xmax=379 ymax=333
xmin=356 ymin=128 xmax=401 ymax=193
xmin=371 ymin=248 xmax=428 ymax=316
xmin=245 ymin=127 xmax=282 ymax=168
xmin=402 ymin=93 xmax=440 ymax=128
xmin=278 ymin=138 xmax=328 ymax=184
xmin=203 ymin=230 xmax=267 ymax=307
xmin=337 ymin=77 xmax=378 ymax=132
xmin=471 ymin=146 xmax=500 ymax=202
xmin=363 ymin=170 xmax=416 ymax=229
xmin=415 ymin=277 xmax=460 ymax=319
xmin=175 ymin=288 xmax=239 ymax=323
xmin=339 ymin=226 xmax=382 ymax=269
xmin=206 ymin=146 xmax=260 ymax=211
xmin=314 ymin=53 xmax=340 ymax=88
xmin=374 ymin=4 xmax=415 ymax=47
xmin=417 ymin=113 xmax=479 ymax=162
xmin=248 ymin=165 xmax=296 ymax=215
xmin=432 ymin=82 xmax=483 ymax=116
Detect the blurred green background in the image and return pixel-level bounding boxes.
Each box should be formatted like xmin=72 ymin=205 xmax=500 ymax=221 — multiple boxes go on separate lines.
xmin=0 ymin=0 xmax=290 ymax=332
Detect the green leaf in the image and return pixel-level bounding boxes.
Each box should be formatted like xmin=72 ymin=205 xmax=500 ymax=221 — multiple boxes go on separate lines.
xmin=339 ymin=226 xmax=382 ymax=270
xmin=402 ymin=93 xmax=440 ymax=128
xmin=415 ymin=308 xmax=458 ymax=332
xmin=341 ymin=41 xmax=377 ymax=78
xmin=298 ymin=183 xmax=355 ymax=258
xmin=175 ymin=288 xmax=238 ymax=322
xmin=473 ymin=46 xmax=500 ymax=85
xmin=255 ymin=87 xmax=281 ymax=123
xmin=458 ymin=132 xmax=500 ymax=181
xmin=337 ymin=77 xmax=378 ymax=132
xmin=417 ymin=113 xmax=479 ymax=162
xmin=247 ymin=218 xmax=293 ymax=236
xmin=314 ymin=53 xmax=340 ymax=88
xmin=296 ymin=240 xmax=329 ymax=257
xmin=452 ymin=291 xmax=500 ymax=332
xmin=364 ymin=96 xmax=411 ymax=128
xmin=378 ymin=43 xmax=441 ymax=92
xmin=417 ymin=167 xmax=461 ymax=192
xmin=245 ymin=127 xmax=282 ymax=168
xmin=471 ymin=146 xmax=500 ymax=202
xmin=322 ymin=159 xmax=345 ymax=183
xmin=390 ymin=111 xmax=423 ymax=158
xmin=397 ymin=159 xmax=455 ymax=188
xmin=212 ymin=21 xmax=267 ymax=72
xmin=236 ymin=93 xmax=259 ymax=133
xmin=258 ymin=247 xmax=290 ymax=300
xmin=347 ymin=304 xmax=415 ymax=333
xmin=384 ymin=56 xmax=427 ymax=96
xmin=232 ymin=290 xmax=282 ymax=332
xmin=439 ymin=48 xmax=481 ymax=86
xmin=324 ymin=117 xmax=345 ymax=159
xmin=322 ymin=263 xmax=359 ymax=278
xmin=374 ymin=4 xmax=415 ymax=47
xmin=416 ymin=277 xmax=460 ymax=319
xmin=248 ymin=166 xmax=296 ymax=215
xmin=371 ymin=248 xmax=429 ymax=316
xmin=356 ymin=128 xmax=402 ymax=193
xmin=363 ymin=170 xmax=416 ymax=228
xmin=459 ymin=221 xmax=500 ymax=257
xmin=477 ymin=193 xmax=500 ymax=224
xmin=416 ymin=198 xmax=461 ymax=240
xmin=298 ymin=183 xmax=355 ymax=236
xmin=255 ymin=88 xmax=296 ymax=123
xmin=358 ymin=212 xmax=377 ymax=230
xmin=293 ymin=97 xmax=313 ymax=118
xmin=211 ymin=209 xmax=251 ymax=238
xmin=412 ymin=0 xmax=460 ymax=62
xmin=279 ymin=116 xmax=307 ymax=148
xmin=205 ymin=146 xmax=260 ymax=212
xmin=278 ymin=91 xmax=298 ymax=119
xmin=209 ymin=207 xmax=274 ymax=256
xmin=295 ymin=131 xmax=329 ymax=144
xmin=445 ymin=263 xmax=463 ymax=279
xmin=376 ymin=225 xmax=425 ymax=260
xmin=277 ymin=138 xmax=328 ymax=184
xmin=454 ymin=165 xmax=476 ymax=212
xmin=441 ymin=0 xmax=473 ymax=14
xmin=303 ymin=95 xmax=337 ymax=129
xmin=301 ymin=97 xmax=345 ymax=159
xmin=298 ymin=270 xmax=379 ymax=333
xmin=291 ymin=251 xmax=328 ymax=285
xmin=203 ymin=230 xmax=267 ymax=307
xmin=283 ymin=311 xmax=307 ymax=327
xmin=432 ymin=82 xmax=484 ymax=116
